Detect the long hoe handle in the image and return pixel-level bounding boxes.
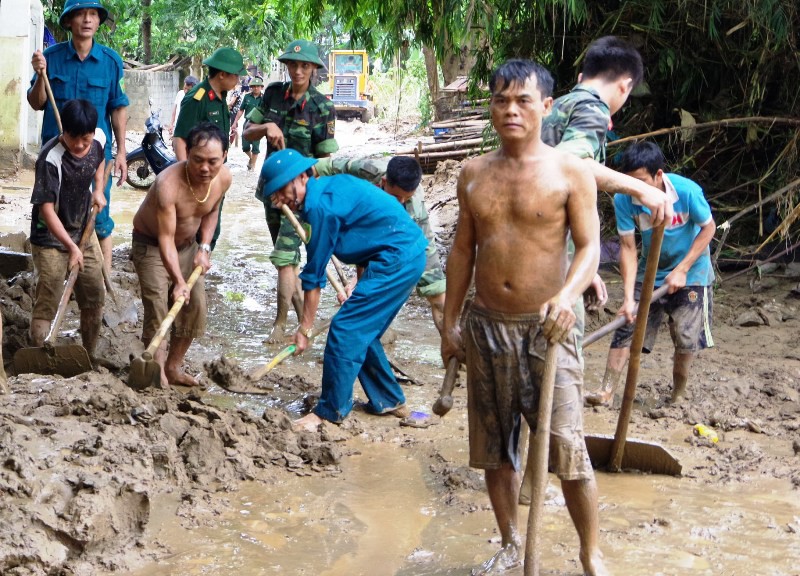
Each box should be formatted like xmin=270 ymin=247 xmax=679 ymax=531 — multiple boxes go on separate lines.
xmin=431 ymin=356 xmax=459 ymax=416
xmin=45 ymin=205 xmax=99 ymax=343
xmin=583 ymin=284 xmax=670 ymax=348
xmin=609 ymin=223 xmax=666 ymax=471
xmin=280 ymin=204 xmax=348 ymax=299
xmin=42 ymin=71 xmax=63 ymax=135
xmin=524 ymin=343 xmax=559 ymax=576
xmin=142 ymin=266 xmax=203 ymax=360
xmin=248 ymin=318 xmax=333 ymax=381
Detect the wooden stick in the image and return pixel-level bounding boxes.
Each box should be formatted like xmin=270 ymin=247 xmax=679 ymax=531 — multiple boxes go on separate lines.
xmin=722 ymin=238 xmax=800 ymax=283
xmin=607 ymin=116 xmax=800 ymax=148
xmin=583 ymin=284 xmax=670 ymax=348
xmin=280 ymin=205 xmax=347 ymax=299
xmin=609 ymin=223 xmax=665 ymax=471
xmin=142 ymin=266 xmax=203 ymax=359
xmin=41 ymin=72 xmax=62 ymax=135
xmin=523 ymin=343 xmax=559 ymax=576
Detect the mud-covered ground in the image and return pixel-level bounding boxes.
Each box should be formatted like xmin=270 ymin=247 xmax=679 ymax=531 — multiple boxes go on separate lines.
xmin=1 ymin=120 xmax=799 ymax=575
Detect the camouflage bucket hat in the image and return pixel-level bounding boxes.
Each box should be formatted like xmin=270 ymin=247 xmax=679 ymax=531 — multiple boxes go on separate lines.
xmin=203 ymin=47 xmax=248 ymax=76
xmin=60 ymin=0 xmax=108 ymax=29
xmin=278 ymin=40 xmax=325 ymax=69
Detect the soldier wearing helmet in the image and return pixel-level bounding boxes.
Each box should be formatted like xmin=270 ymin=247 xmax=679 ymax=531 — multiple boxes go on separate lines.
xmin=243 ymin=39 xmax=339 ymax=342
xmin=28 ymin=0 xmax=129 ymax=274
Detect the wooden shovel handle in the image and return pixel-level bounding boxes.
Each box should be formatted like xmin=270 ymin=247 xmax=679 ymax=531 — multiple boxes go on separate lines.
xmin=280 ymin=204 xmax=348 ymax=299
xmin=144 ymin=266 xmax=203 ymax=357
xmin=583 ymin=284 xmax=670 ymax=348
xmin=41 ymin=72 xmax=63 ymax=135
xmin=248 ymin=318 xmax=333 ymax=381
xmin=524 ymin=343 xmax=559 ymax=576
xmin=46 ymin=205 xmax=100 ymax=342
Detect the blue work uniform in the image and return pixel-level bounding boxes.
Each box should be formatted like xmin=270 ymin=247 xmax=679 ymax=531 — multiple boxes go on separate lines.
xmin=29 ymin=40 xmax=129 ymax=239
xmin=299 ymin=175 xmax=428 ymax=423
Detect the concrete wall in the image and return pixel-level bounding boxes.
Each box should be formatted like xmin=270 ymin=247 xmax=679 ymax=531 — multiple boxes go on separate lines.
xmin=0 ymin=0 xmax=43 ymax=177
xmin=123 ymin=69 xmax=179 ymax=132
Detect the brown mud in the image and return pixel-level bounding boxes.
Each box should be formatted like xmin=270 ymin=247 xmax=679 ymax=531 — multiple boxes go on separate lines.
xmin=1 ymin=120 xmax=799 ymax=575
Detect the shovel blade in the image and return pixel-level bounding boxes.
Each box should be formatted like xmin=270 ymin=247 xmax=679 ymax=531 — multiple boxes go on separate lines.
xmin=14 ymin=344 xmax=92 ymax=378
xmin=128 ymin=355 xmax=161 ymax=390
xmin=584 ymin=434 xmax=682 ymax=476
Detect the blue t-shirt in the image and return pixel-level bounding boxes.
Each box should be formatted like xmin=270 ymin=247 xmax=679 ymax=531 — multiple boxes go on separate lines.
xmin=30 ymin=40 xmax=129 ymax=160
xmin=299 ymin=175 xmax=428 ymax=291
xmin=614 ymin=173 xmax=714 ymax=287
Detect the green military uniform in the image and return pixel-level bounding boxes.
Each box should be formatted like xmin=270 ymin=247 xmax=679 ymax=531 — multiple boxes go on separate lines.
xmin=315 ymin=157 xmax=446 ymax=297
xmin=541 ymin=84 xmax=611 ymax=162
xmin=239 ymin=92 xmax=263 ymax=153
xmin=249 ymin=81 xmax=338 ymax=267
xmin=174 ymin=78 xmax=231 ymax=140
xmin=541 ymin=83 xmax=612 ymax=355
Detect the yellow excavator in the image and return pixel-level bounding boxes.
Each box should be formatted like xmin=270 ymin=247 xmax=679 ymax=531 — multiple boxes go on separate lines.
xmin=328 ymin=49 xmax=375 ymax=122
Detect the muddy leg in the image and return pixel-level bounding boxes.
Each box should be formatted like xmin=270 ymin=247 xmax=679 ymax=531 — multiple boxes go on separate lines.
xmin=472 ymin=464 xmax=522 ymax=575
xmin=266 ymin=266 xmax=297 ymax=343
xmin=164 ymin=336 xmax=199 ymax=387
xmin=30 ymin=318 xmax=51 ymax=347
xmin=585 ymin=347 xmax=629 ymax=406
xmin=142 ymin=335 xmax=169 ymax=388
xmin=671 ymin=351 xmax=694 ymax=403
xmin=427 ymin=293 xmax=445 ymax=337
xmin=561 ymin=477 xmax=608 ymax=576
xmin=79 ymin=307 xmax=102 ymax=358
xmin=98 ymin=235 xmax=113 ymax=276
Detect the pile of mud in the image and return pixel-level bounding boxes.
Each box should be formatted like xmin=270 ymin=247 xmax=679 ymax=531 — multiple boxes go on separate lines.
xmin=0 ymin=371 xmax=350 ymax=574
xmin=423 ymin=159 xmax=462 ymax=258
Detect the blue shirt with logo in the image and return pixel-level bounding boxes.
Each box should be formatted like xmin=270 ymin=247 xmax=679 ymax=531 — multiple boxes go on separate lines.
xmin=30 ymin=40 xmax=129 ymax=160
xmin=614 ymin=173 xmax=714 ymax=286
xmin=299 ymin=175 xmax=428 ymax=292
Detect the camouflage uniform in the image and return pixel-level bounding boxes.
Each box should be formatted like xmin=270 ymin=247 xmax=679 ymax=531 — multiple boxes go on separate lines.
xmin=541 ymin=83 xmax=612 ymax=355
xmin=248 ymin=82 xmax=338 ymax=267
xmin=315 ymin=157 xmax=446 ymax=297
xmin=239 ymin=92 xmax=263 ymax=153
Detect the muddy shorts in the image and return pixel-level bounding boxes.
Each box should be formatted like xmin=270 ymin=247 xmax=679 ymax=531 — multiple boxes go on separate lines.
xmin=611 ymin=284 xmax=714 ymax=354
xmin=131 ymin=238 xmax=207 ymax=340
xmin=262 ymin=199 xmax=303 ymax=268
xmin=31 ymin=237 xmax=105 ymax=320
xmin=242 ymin=137 xmax=261 ymax=154
xmin=464 ymin=304 xmax=594 ymax=481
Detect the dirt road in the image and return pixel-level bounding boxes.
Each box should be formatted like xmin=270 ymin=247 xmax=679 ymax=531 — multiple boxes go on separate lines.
xmin=1 ymin=120 xmax=799 ymax=575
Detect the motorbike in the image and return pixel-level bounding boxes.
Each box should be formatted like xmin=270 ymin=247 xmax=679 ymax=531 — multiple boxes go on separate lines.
xmin=125 ymin=98 xmax=176 ymax=189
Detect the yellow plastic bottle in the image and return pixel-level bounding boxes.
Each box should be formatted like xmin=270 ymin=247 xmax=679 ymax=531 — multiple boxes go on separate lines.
xmin=693 ymin=423 xmax=719 ymax=443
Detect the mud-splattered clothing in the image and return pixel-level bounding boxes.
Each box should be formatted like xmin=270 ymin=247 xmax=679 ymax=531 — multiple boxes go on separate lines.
xmin=299 ymin=175 xmax=426 ymax=423
xmin=314 ymin=156 xmax=446 ymax=297
xmin=464 ymin=304 xmax=594 ymax=481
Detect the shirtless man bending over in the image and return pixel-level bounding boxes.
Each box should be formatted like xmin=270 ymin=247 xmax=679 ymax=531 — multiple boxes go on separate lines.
xmin=131 ymin=122 xmax=232 ymax=387
xmin=441 ymin=59 xmax=608 ymax=575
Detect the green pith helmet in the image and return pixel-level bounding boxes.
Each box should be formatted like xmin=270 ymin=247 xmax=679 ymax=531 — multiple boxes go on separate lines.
xmin=60 ymin=0 xmax=108 ymax=30
xmin=260 ymin=150 xmax=318 ymax=198
xmin=202 ymin=47 xmax=248 ymax=76
xmin=277 ymin=39 xmax=325 ymax=69
xmin=249 ymin=77 xmax=264 ymax=87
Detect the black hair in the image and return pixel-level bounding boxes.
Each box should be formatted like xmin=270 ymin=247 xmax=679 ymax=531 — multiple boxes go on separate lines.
xmin=185 ymin=122 xmax=229 ymax=155
xmin=386 ymin=157 xmax=422 ymax=192
xmin=61 ymin=99 xmax=98 ymax=136
xmin=581 ymin=36 xmax=644 ymax=88
xmin=617 ymin=141 xmax=665 ymax=176
xmin=207 ymin=66 xmax=221 ymax=79
xmin=489 ymin=59 xmax=554 ymax=99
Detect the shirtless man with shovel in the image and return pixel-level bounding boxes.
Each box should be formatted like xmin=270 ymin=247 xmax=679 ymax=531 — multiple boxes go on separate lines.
xmin=131 ymin=123 xmax=231 ymax=388
xmin=441 ymin=59 xmax=607 ymax=575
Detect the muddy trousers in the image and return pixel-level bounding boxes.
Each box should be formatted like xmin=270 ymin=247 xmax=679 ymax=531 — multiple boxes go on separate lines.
xmin=314 ymin=250 xmax=426 ymax=423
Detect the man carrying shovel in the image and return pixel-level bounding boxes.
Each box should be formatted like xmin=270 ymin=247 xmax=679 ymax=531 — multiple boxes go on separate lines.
xmin=441 ymin=60 xmax=607 ymax=575
xmin=131 ymin=123 xmax=231 ymax=388
xmin=258 ymin=149 xmax=427 ymax=432
xmin=586 ymin=141 xmax=715 ymax=406
xmin=28 ymin=99 xmax=107 ymax=363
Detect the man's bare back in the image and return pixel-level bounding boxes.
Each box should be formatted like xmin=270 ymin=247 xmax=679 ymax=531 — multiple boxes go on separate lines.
xmin=133 ymin=160 xmax=231 ymax=247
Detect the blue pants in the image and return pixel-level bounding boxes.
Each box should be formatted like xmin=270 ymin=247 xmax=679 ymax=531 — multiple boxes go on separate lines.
xmin=94 ymin=158 xmax=114 ymax=239
xmin=315 ymin=250 xmax=426 ymax=423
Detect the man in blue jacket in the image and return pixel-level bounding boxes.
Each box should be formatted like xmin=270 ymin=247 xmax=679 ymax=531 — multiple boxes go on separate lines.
xmin=28 ymin=0 xmax=129 ymax=273
xmin=259 ymin=149 xmax=427 ymax=431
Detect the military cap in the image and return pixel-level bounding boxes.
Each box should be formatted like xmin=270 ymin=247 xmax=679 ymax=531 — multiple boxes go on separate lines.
xmin=278 ymin=39 xmax=325 ymax=68
xmin=203 ymin=47 xmax=248 ymax=76
xmin=60 ymin=0 xmax=108 ymax=29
